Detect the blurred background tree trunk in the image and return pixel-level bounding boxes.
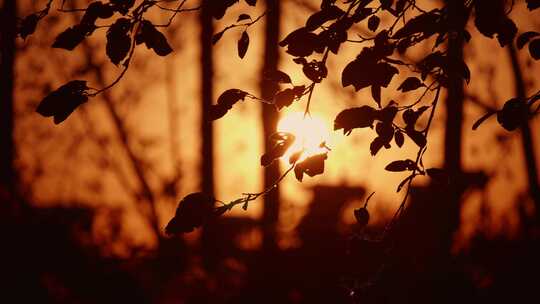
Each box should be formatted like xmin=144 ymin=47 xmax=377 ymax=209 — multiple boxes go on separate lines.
xmin=441 ymin=0 xmax=466 ymax=253
xmin=199 ymin=0 xmax=218 ymax=269
xmin=507 ymin=45 xmax=540 ymax=217
xmin=0 ymin=0 xmax=17 ymax=199
xmin=200 ymin=1 xmax=215 ymax=196
xmin=260 ymin=0 xmax=281 ymax=253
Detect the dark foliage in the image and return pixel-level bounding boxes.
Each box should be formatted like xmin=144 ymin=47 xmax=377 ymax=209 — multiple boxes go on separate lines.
xmin=260 ymin=132 xmax=295 ymax=166
xmin=18 ymin=14 xmax=39 ymax=39
xmin=237 ymin=31 xmax=250 ymax=58
xmin=294 ymin=153 xmax=328 ymax=182
xmin=398 ymin=77 xmax=424 ymax=92
xmin=165 ymin=192 xmax=216 ymax=234
xmin=36 ymin=80 xmax=89 ymax=124
xmin=273 ymin=85 xmax=306 ymax=110
xmin=136 ymin=20 xmax=173 ymax=56
xmin=496 ymin=98 xmax=529 ymax=131
xmin=209 ymin=89 xmax=249 ymax=120
xmin=106 ymin=18 xmax=132 ymax=65
xmin=354 ymin=207 xmax=369 ymax=227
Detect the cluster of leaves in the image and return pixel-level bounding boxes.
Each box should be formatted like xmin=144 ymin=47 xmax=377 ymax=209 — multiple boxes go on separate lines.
xmin=200 ymin=0 xmax=540 ymax=229
xmin=20 ymin=0 xmax=180 ymax=123
xmin=18 ymin=0 xmax=540 ymax=236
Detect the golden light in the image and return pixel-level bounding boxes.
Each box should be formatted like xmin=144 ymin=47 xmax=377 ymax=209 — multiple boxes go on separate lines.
xmin=276 ymin=112 xmax=331 ymax=162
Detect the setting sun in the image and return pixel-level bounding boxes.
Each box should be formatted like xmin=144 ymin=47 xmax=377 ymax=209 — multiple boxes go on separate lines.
xmin=277 ymin=112 xmax=331 ymax=162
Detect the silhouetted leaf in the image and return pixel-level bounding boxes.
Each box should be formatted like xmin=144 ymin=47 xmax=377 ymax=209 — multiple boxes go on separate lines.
xmin=207 ymin=0 xmax=238 ymax=20
xmin=385 ymin=159 xmax=417 ymax=172
xmin=238 ymin=31 xmax=249 ymax=58
xmin=405 ymin=127 xmax=426 ymax=147
xmin=368 ymin=15 xmax=380 ymax=32
xmin=517 ymin=31 xmax=540 ymax=49
xmin=392 ymin=9 xmax=440 ymax=39
xmin=274 ymin=86 xmax=305 ymax=110
xmin=85 ymin=1 xmax=114 ymax=22
xmin=398 ymin=77 xmax=424 ymax=92
xmin=52 ymin=25 xmax=92 ymax=50
xmin=237 ymin=14 xmax=251 ymax=22
xmin=165 ymin=192 xmax=215 ymax=234
xmin=279 ymin=27 xmax=322 ymax=57
xmin=264 ymin=70 xmax=292 ymax=83
xmin=351 ymin=7 xmax=373 ymax=23
xmin=418 ymin=51 xmax=446 ymax=80
xmin=342 ymin=48 xmax=375 ymax=90
xmin=334 ymin=106 xmax=377 ymax=135
xmin=394 ymin=130 xmax=404 ymax=147
xmin=374 ymin=62 xmax=399 ymax=87
xmin=209 ymin=105 xmax=229 ymax=120
xmin=403 ymin=106 xmax=429 ymax=129
xmin=497 ymin=98 xmax=528 ymax=131
xmin=305 ymin=5 xmax=344 ymax=31
xmin=354 ymin=207 xmax=369 ymax=227
xmin=136 ymin=20 xmax=173 ymax=56
xmin=261 ymin=132 xmax=295 ymax=166
xmin=318 ymin=20 xmax=349 ymax=54
xmin=294 ymin=153 xmax=328 ymax=182
xmin=18 ymin=14 xmax=39 ymax=39
xmin=106 ymin=18 xmax=132 ymax=65
xmin=210 ymin=89 xmax=249 ymax=120
xmin=529 ymin=39 xmax=540 ymax=60
xmin=474 ymin=0 xmax=516 ymax=46
xmin=472 ymin=111 xmax=496 ymax=130
xmin=375 ymin=121 xmax=394 ymax=149
xmin=111 ymin=0 xmax=135 ymax=15
xmin=527 ymin=0 xmax=540 ymax=10
xmin=373 ymin=30 xmax=394 ymax=57
xmin=370 ymin=137 xmax=384 ymax=155
xmin=36 ymin=80 xmax=89 ymax=124
xmin=342 ymin=47 xmax=398 ymax=94
xmin=377 ymin=104 xmax=398 ymax=122
xmin=302 ymin=60 xmax=328 ymax=83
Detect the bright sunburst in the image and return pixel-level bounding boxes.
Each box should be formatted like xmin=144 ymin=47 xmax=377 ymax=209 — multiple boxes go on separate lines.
xmin=276 ymin=112 xmax=331 ymax=162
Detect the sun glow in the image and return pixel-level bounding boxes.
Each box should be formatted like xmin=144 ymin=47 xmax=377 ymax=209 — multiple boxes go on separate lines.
xmin=277 ymin=112 xmax=331 ymax=162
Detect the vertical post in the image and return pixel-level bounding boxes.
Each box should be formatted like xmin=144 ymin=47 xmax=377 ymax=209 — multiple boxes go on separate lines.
xmin=260 ymin=0 xmax=281 ymax=253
